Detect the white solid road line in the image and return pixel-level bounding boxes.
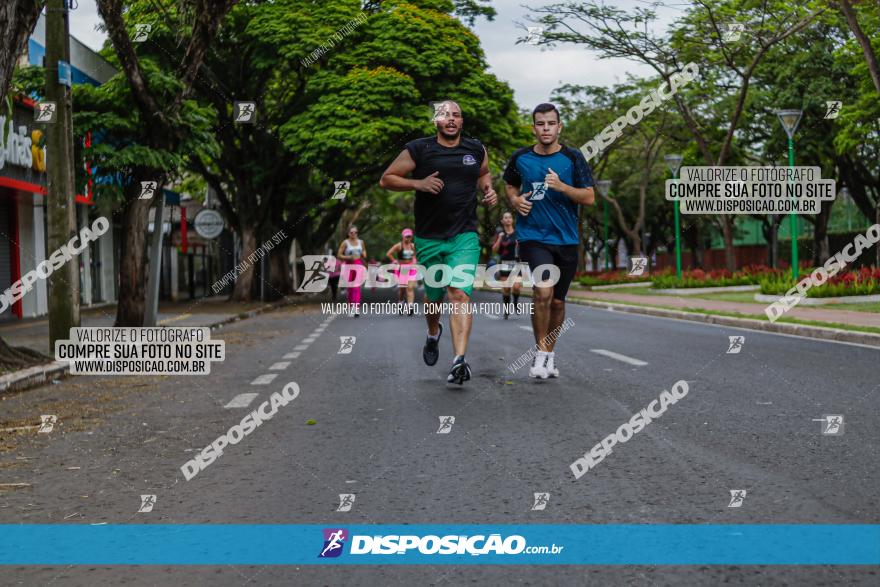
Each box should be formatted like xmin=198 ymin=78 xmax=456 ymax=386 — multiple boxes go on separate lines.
xmin=224 ymin=393 xmax=259 ymax=408
xmin=590 ymin=348 xmax=648 ymax=366
xmin=250 ymin=373 xmax=278 ymax=385
xmin=269 ymin=361 xmax=290 ymax=371
xmin=575 ymin=303 xmax=880 ymax=351
xmin=518 ymin=325 xmax=532 ymax=332
xmin=283 ymin=352 xmax=301 ymax=360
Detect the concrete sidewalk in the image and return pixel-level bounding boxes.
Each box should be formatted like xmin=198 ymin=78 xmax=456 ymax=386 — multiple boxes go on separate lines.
xmin=0 ymin=296 xmax=300 ymax=392
xmin=0 ymin=297 xmax=298 ymax=356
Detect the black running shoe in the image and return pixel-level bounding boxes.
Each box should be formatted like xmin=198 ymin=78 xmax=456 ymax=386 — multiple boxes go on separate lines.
xmin=423 ymin=323 xmax=442 ymax=366
xmin=446 ymin=356 xmax=471 ymax=385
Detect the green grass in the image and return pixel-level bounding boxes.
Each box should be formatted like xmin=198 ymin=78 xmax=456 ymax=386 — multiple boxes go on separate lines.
xmin=588 ymin=285 xmax=880 ymax=313
xmin=689 ymin=291 xmax=762 ymax=304
xmin=594 ymin=285 xmax=656 ymax=295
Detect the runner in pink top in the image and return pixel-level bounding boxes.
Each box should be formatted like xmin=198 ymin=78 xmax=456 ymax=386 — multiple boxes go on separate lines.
xmin=337 ymin=225 xmax=366 ymax=317
xmin=386 ymin=228 xmax=418 ymax=315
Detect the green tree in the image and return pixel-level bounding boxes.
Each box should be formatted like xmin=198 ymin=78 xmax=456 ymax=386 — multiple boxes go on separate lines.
xmin=93 ymin=0 xmax=237 ymax=325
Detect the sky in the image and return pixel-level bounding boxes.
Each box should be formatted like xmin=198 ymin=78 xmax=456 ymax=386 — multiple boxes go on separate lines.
xmin=67 ymin=0 xmax=680 ymax=109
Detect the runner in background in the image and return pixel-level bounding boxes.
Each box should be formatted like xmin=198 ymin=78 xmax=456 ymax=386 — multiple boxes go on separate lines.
xmin=491 ymin=211 xmax=521 ymax=319
xmin=386 ymin=228 xmax=418 ymax=315
xmin=337 ymin=226 xmax=366 ymax=318
xmin=325 ymin=251 xmax=341 ymax=301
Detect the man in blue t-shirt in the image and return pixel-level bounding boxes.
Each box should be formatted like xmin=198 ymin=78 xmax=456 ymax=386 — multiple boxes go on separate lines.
xmin=502 ymin=103 xmax=595 ymax=380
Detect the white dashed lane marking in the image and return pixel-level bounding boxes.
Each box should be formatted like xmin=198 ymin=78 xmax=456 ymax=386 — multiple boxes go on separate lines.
xmin=294 ymin=345 xmax=309 ymax=351
xmin=224 ymin=393 xmax=259 ymax=408
xmin=590 ymin=349 xmax=648 ymax=367
xmin=250 ymin=373 xmax=278 ymax=385
xmin=269 ymin=361 xmax=290 ymax=371
xmin=283 ymin=352 xmax=301 ymax=359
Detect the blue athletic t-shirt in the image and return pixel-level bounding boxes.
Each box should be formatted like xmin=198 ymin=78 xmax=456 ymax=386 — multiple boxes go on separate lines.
xmin=502 ymin=145 xmax=594 ymax=245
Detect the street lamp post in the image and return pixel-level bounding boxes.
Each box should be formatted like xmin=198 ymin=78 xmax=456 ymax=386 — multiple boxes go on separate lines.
xmin=777 ymin=109 xmax=803 ymax=280
xmin=664 ymin=154 xmax=684 ymax=278
xmin=596 ymin=180 xmax=612 ymax=270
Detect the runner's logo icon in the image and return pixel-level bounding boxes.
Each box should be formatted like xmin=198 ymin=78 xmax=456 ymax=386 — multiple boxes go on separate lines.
xmin=138 ymin=494 xmax=156 ymax=513
xmin=133 ymin=24 xmax=152 ymax=42
xmin=722 ymin=23 xmax=744 ymax=42
xmin=319 ymin=528 xmax=348 ymax=557
xmin=531 ymin=492 xmax=549 ymax=511
xmin=234 ymin=101 xmax=256 ymax=123
xmin=526 ymin=26 xmax=544 ymax=45
xmin=728 ymin=489 xmax=746 ymax=508
xmin=530 ymin=182 xmax=547 ymax=201
xmin=139 ymin=181 xmax=157 ymax=200
xmin=437 ymin=416 xmax=455 ymax=434
xmin=629 ymin=257 xmax=647 ymax=276
xmin=462 ymin=154 xmax=477 ymax=166
xmin=297 ymin=255 xmax=334 ymax=293
xmin=38 ymin=415 xmax=57 ymax=433
xmin=824 ymin=101 xmax=842 ymax=119
xmin=338 ymin=336 xmax=356 ymax=354
xmin=726 ymin=336 xmax=745 ymax=354
xmin=332 ymin=181 xmax=350 ymax=200
xmin=814 ymin=414 xmax=844 ymax=435
xmin=336 ymin=494 xmax=355 ymax=512
xmin=35 ymin=102 xmax=56 ymax=123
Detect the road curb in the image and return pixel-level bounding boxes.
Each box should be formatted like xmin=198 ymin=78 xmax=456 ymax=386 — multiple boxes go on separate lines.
xmin=0 ymin=361 xmax=69 ymax=394
xmin=0 ymin=295 xmax=307 ymax=395
xmin=568 ymin=298 xmax=880 ymax=347
xmin=477 ymin=286 xmax=880 ymax=347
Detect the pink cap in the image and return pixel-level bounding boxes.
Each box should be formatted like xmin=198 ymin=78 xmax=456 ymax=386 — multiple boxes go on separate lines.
xmin=402 ymin=228 xmax=413 ymax=237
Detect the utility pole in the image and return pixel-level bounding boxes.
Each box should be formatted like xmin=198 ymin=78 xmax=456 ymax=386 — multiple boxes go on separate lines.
xmin=45 ymin=0 xmax=79 ymax=345
xmin=144 ymin=191 xmax=166 ymax=326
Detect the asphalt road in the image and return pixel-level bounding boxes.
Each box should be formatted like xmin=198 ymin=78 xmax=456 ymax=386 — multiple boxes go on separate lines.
xmin=1 ymin=287 xmax=878 ymax=585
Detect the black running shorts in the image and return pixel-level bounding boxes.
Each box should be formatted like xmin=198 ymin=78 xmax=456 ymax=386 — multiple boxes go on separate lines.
xmin=518 ymin=240 xmax=578 ymax=301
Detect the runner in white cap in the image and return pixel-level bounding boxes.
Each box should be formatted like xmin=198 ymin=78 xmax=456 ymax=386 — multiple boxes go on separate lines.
xmin=386 ymin=228 xmax=418 ymax=315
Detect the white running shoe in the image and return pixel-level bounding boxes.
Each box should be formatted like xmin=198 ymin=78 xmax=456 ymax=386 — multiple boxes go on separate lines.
xmin=546 ymin=353 xmax=559 ymax=378
xmin=529 ymin=352 xmax=550 ymax=379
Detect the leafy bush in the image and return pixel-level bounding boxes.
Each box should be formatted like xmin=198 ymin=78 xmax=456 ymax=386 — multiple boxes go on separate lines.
xmin=576 ymin=268 xmax=670 ymax=286
xmin=759 ymin=267 xmax=880 ymax=298
xmin=651 ymin=265 xmax=785 ymax=289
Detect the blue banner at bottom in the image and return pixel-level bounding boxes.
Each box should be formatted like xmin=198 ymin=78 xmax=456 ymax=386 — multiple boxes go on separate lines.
xmin=1 ymin=525 xmax=878 ymax=565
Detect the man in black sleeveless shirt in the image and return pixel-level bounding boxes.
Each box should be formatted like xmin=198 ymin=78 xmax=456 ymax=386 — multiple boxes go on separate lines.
xmin=380 ymin=100 xmax=497 ymax=385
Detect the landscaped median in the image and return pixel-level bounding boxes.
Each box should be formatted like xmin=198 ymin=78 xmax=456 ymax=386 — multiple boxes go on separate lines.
xmin=483 ymin=264 xmax=880 ymax=346
xmin=756 ymin=267 xmax=880 ymax=305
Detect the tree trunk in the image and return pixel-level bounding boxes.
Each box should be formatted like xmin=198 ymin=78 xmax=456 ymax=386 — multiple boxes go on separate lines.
xmin=267 ymin=240 xmax=292 ymax=298
xmin=721 ymin=217 xmax=736 ymax=271
xmin=0 ymin=336 xmax=50 ymax=370
xmin=813 ymin=202 xmax=832 ymax=265
xmin=685 ymin=223 xmax=704 ymax=269
xmin=839 ymin=0 xmax=880 ymax=94
xmin=232 ymin=223 xmax=257 ymax=302
xmin=769 ymin=216 xmax=779 ymax=268
xmin=0 ymin=0 xmax=43 ymax=101
xmin=114 ymin=195 xmax=152 ymax=327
